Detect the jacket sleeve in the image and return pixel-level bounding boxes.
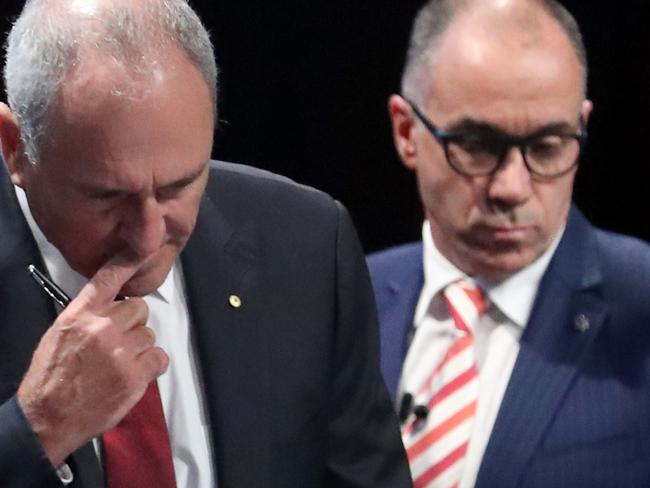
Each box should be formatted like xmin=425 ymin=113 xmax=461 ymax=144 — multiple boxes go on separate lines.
xmin=0 ymin=395 xmax=63 ymax=487
xmin=324 ymin=202 xmax=412 ymax=487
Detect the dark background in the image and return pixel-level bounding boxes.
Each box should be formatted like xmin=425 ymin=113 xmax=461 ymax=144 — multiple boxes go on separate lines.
xmin=1 ymin=1 xmax=648 ymax=252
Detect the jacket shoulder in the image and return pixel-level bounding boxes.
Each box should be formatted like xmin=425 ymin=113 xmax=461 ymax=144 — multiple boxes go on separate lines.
xmin=207 ymin=160 xmax=335 ymax=211
xmin=596 ymin=228 xmax=650 ymax=269
xmin=367 ymin=242 xmax=423 ymax=276
xmin=594 ymin=228 xmax=650 ymax=304
xmin=201 ymin=160 xmax=354 ymax=259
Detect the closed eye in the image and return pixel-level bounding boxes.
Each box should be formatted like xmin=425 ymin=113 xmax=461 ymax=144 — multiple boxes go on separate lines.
xmin=83 ymin=188 xmax=128 ymax=201
xmin=155 ymin=167 xmax=205 ymax=200
xmin=450 ymin=134 xmax=506 ymax=156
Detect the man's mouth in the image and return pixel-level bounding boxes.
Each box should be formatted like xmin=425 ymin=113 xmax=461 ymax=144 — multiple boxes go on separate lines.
xmin=483 ymin=224 xmax=533 ymax=241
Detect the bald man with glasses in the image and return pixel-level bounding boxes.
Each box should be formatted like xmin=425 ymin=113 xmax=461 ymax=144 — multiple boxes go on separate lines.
xmin=368 ymin=0 xmax=650 ymax=487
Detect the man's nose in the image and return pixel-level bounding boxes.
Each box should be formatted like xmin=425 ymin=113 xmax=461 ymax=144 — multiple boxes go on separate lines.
xmin=119 ymin=197 xmax=166 ymax=258
xmin=486 ymin=147 xmax=532 ymax=209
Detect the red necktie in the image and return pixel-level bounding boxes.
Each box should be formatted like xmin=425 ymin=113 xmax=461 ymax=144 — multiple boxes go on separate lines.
xmin=402 ymin=279 xmax=486 ymax=488
xmin=103 ymin=381 xmax=177 ymax=488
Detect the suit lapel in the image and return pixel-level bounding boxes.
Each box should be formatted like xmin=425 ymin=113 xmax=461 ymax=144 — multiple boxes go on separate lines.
xmin=181 ymin=192 xmax=271 ymax=488
xmin=476 ymin=208 xmax=608 ymax=487
xmin=374 ymin=244 xmax=424 ymax=400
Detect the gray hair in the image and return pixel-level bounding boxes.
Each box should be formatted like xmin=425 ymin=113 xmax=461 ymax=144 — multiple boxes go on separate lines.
xmin=401 ymin=0 xmax=588 ymax=105
xmin=4 ymin=0 xmax=218 ymax=165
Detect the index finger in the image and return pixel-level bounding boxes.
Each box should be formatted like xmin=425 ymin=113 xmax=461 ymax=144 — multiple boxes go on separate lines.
xmin=76 ymin=252 xmax=149 ymax=307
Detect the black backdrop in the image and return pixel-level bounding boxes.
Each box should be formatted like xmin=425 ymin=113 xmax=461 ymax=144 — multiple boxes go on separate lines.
xmin=1 ymin=1 xmax=648 ymax=252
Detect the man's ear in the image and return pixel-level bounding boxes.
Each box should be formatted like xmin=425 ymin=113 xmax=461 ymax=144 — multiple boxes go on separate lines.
xmin=0 ymin=102 xmax=27 ymax=186
xmin=387 ymin=94 xmax=418 ymax=170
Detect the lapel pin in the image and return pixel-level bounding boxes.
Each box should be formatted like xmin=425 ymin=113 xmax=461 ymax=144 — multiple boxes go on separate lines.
xmin=574 ymin=314 xmax=590 ymax=332
xmin=228 ymin=294 xmax=242 ymax=309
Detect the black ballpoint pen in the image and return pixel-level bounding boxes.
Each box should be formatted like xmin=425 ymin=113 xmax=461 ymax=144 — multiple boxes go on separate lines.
xmin=27 ymin=264 xmax=71 ymax=308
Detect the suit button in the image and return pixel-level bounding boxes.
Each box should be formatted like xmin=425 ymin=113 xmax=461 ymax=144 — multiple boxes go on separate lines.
xmin=574 ymin=314 xmax=590 ymax=332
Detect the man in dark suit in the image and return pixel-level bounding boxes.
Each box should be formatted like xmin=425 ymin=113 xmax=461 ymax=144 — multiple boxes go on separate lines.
xmin=0 ymin=0 xmax=410 ymax=487
xmin=368 ymin=0 xmax=650 ymax=486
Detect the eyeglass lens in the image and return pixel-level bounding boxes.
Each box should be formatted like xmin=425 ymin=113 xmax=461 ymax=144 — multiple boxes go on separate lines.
xmin=446 ymin=134 xmax=581 ymax=177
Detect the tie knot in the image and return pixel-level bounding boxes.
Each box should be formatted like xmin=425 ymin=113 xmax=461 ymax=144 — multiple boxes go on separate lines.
xmin=442 ymin=279 xmax=487 ymax=333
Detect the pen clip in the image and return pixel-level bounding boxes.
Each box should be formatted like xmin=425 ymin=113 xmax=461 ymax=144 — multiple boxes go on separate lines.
xmin=27 ymin=264 xmax=71 ymax=308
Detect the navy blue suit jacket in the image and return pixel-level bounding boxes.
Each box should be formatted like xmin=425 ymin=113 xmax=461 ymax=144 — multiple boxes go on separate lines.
xmin=368 ymin=207 xmax=650 ymax=487
xmin=0 ymin=161 xmax=411 ymax=488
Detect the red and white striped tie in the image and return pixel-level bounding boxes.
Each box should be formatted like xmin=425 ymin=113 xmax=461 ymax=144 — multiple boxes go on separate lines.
xmin=402 ymin=279 xmax=487 ymax=488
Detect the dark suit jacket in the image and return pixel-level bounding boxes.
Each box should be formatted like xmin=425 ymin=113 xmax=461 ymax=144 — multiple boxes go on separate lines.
xmin=0 ymin=161 xmax=411 ymax=488
xmin=368 ymin=207 xmax=650 ymax=487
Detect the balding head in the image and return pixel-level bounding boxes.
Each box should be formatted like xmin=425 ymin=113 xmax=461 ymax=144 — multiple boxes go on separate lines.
xmin=401 ymin=0 xmax=587 ymax=106
xmin=388 ymin=0 xmax=592 ymax=280
xmin=4 ymin=0 xmax=217 ymax=165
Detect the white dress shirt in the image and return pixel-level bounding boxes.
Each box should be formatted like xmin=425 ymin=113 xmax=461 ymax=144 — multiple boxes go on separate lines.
xmin=16 ymin=186 xmax=216 ymax=488
xmin=399 ymin=221 xmax=563 ymax=488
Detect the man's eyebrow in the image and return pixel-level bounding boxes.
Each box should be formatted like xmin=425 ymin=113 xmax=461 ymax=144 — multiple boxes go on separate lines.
xmin=156 ymin=164 xmax=207 ymax=193
xmin=446 ymin=118 xmax=578 ymax=138
xmin=73 ymin=163 xmax=207 ymax=198
xmin=73 ymin=184 xmax=128 ymax=199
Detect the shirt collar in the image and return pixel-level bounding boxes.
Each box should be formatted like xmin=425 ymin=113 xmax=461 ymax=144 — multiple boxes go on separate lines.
xmin=418 ymin=219 xmax=564 ymax=328
xmin=15 ymin=185 xmax=174 ymax=303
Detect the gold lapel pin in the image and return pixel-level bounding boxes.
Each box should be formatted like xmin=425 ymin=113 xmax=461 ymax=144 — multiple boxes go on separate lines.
xmin=228 ymin=294 xmax=242 ymax=309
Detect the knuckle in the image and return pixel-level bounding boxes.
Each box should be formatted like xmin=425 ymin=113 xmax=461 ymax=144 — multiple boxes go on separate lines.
xmin=52 ymin=314 xmax=77 ymax=334
xmin=134 ymin=298 xmax=150 ymax=318
xmin=138 ymin=327 xmax=156 ymax=348
xmin=76 ymin=325 xmax=104 ymax=351
xmin=55 ymin=304 xmax=88 ymax=329
xmin=148 ymin=347 xmax=169 ymax=376
xmin=54 ymin=313 xmax=104 ymax=344
xmin=120 ymin=297 xmax=149 ymax=320
xmin=70 ymin=291 xmax=95 ymax=312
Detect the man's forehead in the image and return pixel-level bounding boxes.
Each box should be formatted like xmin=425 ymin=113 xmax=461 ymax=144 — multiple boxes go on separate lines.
xmin=436 ymin=2 xmax=579 ymax=73
xmin=58 ymin=59 xmax=145 ymax=112
xmin=53 ymin=47 xmax=197 ymax=121
xmin=38 ymin=44 xmax=214 ymax=182
xmin=421 ymin=2 xmax=585 ymax=126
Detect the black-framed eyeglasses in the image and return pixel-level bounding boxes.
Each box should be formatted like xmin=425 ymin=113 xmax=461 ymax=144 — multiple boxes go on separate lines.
xmin=407 ymin=99 xmax=587 ymax=179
